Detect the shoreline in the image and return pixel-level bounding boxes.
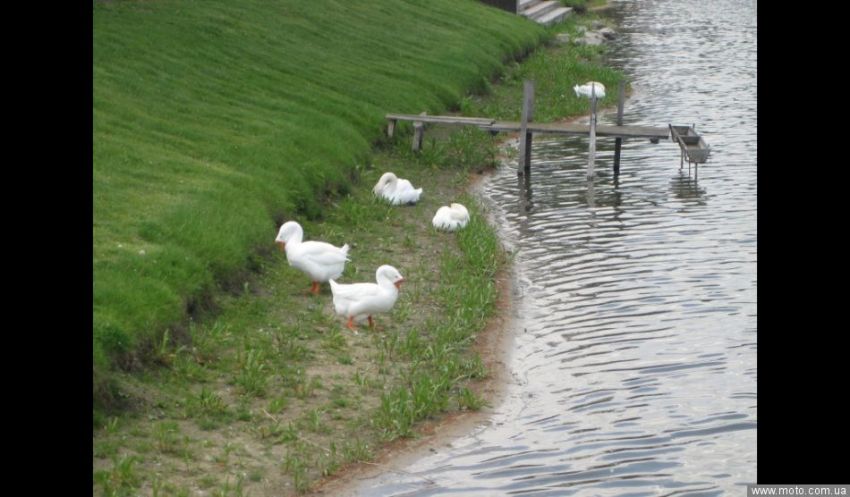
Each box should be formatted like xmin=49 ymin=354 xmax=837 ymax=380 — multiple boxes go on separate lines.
xmin=310 ymin=57 xmax=629 ymax=497
xmin=312 ymin=169 xmax=520 ymax=496
xmin=307 ymin=2 xmax=625 ymax=493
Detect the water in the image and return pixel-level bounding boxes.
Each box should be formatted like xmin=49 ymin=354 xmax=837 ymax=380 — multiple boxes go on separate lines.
xmin=340 ymin=0 xmax=757 ymax=494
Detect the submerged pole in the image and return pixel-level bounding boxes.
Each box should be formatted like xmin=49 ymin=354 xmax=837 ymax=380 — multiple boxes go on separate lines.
xmin=613 ymin=80 xmax=625 ymax=175
xmin=587 ymin=85 xmax=598 ymax=180
xmin=518 ymin=80 xmax=535 ymax=179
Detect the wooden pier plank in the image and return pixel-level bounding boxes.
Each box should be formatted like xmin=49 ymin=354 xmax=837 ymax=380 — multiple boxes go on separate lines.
xmin=385 ymin=114 xmax=495 ymax=126
xmin=385 ymin=113 xmax=668 ymax=140
xmin=487 ymin=121 xmax=669 ymax=139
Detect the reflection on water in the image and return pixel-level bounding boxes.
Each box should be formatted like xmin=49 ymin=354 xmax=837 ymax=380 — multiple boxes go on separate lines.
xmin=340 ymin=0 xmax=756 ymax=495
xmin=517 ymin=168 xmax=534 ymax=215
xmin=670 ymin=173 xmax=706 ymax=203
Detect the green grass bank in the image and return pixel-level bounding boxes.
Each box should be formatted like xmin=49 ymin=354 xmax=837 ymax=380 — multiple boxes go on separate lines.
xmin=94 ymin=0 xmax=625 ymax=494
xmin=93 ymin=137 xmax=510 ymax=496
xmin=94 ymin=0 xmax=548 ymax=398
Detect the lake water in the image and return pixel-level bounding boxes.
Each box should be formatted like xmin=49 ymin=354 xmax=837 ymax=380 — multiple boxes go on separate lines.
xmin=339 ymin=0 xmax=757 ymax=495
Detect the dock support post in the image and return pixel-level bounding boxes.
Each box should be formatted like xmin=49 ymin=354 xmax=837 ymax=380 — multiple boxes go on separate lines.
xmin=412 ymin=112 xmax=426 ymax=152
xmin=518 ymin=80 xmax=535 ymax=179
xmin=613 ymin=80 xmax=625 ymax=176
xmin=518 ymin=169 xmax=533 ymax=215
xmin=387 ymin=119 xmax=396 ymax=138
xmin=587 ymin=86 xmax=598 ymax=180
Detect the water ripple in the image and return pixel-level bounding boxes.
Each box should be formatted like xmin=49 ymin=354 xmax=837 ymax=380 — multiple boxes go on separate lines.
xmin=341 ymin=0 xmax=755 ymax=495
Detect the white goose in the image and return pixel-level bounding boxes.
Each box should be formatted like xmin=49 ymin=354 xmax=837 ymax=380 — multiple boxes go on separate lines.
xmin=275 ymin=221 xmax=350 ymax=295
xmin=329 ymin=265 xmax=405 ymax=332
xmin=373 ymin=172 xmax=423 ymax=205
xmin=573 ymin=81 xmax=606 ymax=99
xmin=432 ymin=203 xmax=470 ymax=232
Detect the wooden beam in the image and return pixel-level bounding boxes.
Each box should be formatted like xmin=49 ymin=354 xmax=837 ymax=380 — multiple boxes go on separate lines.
xmin=384 ymin=113 xmax=668 ymax=140
xmin=613 ymin=80 xmax=625 ymax=175
xmin=412 ymin=112 xmax=426 ymax=152
xmin=385 ymin=114 xmax=494 ymax=126
xmin=485 ymin=121 xmax=668 ymax=140
xmin=587 ymin=87 xmax=598 ymax=180
xmin=517 ymin=80 xmax=535 ymax=178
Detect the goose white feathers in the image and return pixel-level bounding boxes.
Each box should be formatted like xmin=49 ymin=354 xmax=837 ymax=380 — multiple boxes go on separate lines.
xmin=573 ymin=81 xmax=606 ymax=99
xmin=275 ymin=221 xmax=350 ymax=295
xmin=373 ymin=172 xmax=423 ymax=205
xmin=330 ymin=265 xmax=404 ymax=331
xmin=432 ymin=203 xmax=470 ymax=232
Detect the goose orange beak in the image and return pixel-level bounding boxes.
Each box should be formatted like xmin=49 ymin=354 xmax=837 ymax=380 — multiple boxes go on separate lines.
xmin=276 ymin=241 xmax=285 ymax=252
xmin=394 ymin=278 xmax=405 ymax=289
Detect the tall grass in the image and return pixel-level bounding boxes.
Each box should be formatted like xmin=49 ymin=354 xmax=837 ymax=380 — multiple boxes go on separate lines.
xmin=94 ymin=0 xmax=546 ymax=402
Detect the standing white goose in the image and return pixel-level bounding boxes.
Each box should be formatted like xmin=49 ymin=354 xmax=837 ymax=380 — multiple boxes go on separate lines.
xmin=275 ymin=221 xmax=350 ymax=295
xmin=373 ymin=172 xmax=423 ymax=205
xmin=573 ymin=81 xmax=606 ymax=99
xmin=432 ymin=203 xmax=470 ymax=232
xmin=329 ymin=265 xmax=404 ymax=332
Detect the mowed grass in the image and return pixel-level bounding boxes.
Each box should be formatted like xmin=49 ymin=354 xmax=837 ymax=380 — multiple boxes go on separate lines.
xmin=93 ymin=0 xmax=546 ymax=401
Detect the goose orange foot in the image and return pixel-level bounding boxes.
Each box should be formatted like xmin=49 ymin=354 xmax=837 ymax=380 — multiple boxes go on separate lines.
xmin=309 ymin=281 xmax=320 ymax=295
xmin=346 ymin=316 xmax=357 ymax=332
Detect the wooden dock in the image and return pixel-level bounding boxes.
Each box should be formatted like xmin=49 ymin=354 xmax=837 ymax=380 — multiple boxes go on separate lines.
xmin=386 ymin=79 xmax=707 ymax=182
xmin=385 ymin=114 xmax=668 ymax=142
xmin=487 ymin=121 xmax=668 ymax=141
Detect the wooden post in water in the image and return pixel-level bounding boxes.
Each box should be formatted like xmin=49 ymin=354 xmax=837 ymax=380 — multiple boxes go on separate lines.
xmin=587 ymin=85 xmax=598 ymax=180
xmin=412 ymin=111 xmax=426 ymax=152
xmin=613 ymin=80 xmax=625 ymax=176
xmin=517 ymin=80 xmax=535 ymax=179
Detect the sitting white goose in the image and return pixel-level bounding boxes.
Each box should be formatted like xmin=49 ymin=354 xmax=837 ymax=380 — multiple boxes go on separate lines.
xmin=329 ymin=265 xmax=405 ymax=332
xmin=373 ymin=172 xmax=423 ymax=205
xmin=275 ymin=221 xmax=350 ymax=295
xmin=573 ymin=81 xmax=606 ymax=99
xmin=432 ymin=203 xmax=470 ymax=232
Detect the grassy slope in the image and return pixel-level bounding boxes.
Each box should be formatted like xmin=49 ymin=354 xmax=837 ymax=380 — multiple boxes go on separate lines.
xmin=93 ymin=0 xmax=545 ymax=382
xmin=93 ymin=3 xmax=623 ymax=495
